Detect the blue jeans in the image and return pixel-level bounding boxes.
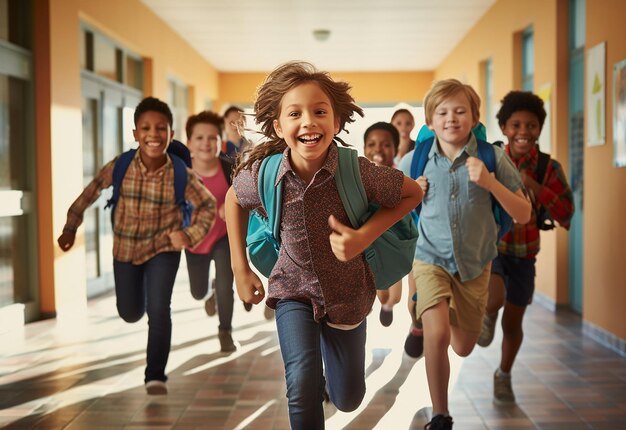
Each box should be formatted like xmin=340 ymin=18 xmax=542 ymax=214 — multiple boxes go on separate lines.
xmin=185 ymin=235 xmax=234 ymax=330
xmin=113 ymin=252 xmax=181 ymax=383
xmin=275 ymin=300 xmax=367 ymax=429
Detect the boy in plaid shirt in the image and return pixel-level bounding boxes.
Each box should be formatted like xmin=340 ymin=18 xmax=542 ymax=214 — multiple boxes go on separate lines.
xmin=477 ymin=91 xmax=574 ymax=405
xmin=58 ymin=97 xmax=216 ymax=395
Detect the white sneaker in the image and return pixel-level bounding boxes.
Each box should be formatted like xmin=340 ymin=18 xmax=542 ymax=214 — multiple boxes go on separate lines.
xmin=477 ymin=312 xmax=498 ymax=347
xmin=145 ymin=380 xmax=167 ymax=395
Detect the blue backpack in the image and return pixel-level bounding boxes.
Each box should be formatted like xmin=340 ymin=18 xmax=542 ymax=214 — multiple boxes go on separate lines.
xmin=246 ymin=147 xmax=418 ymax=290
xmin=105 ymin=140 xmax=193 ymax=228
xmin=409 ymin=127 xmax=512 ymax=242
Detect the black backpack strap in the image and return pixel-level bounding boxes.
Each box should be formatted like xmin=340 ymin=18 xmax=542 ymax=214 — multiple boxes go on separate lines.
xmin=535 ymin=150 xmax=550 ymax=184
xmin=219 ymin=154 xmax=234 ymax=186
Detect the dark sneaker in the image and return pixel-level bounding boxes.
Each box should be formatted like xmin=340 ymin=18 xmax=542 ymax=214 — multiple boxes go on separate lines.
xmin=477 ymin=312 xmax=498 ymax=347
xmin=424 ymin=414 xmax=453 ymax=430
xmin=204 ymin=291 xmax=216 ymax=317
xmin=493 ymin=369 xmax=516 ymax=405
xmin=218 ymin=329 xmax=237 ymax=353
xmin=379 ymin=308 xmax=393 ymax=327
xmin=243 ymin=301 xmax=252 ymax=312
xmin=145 ymin=380 xmax=167 ymax=395
xmin=404 ymin=325 xmax=424 ymax=358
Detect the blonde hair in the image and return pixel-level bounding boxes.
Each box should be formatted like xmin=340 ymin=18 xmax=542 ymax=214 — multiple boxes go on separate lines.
xmin=423 ymin=79 xmax=481 ymax=127
xmin=234 ymin=61 xmax=363 ymax=175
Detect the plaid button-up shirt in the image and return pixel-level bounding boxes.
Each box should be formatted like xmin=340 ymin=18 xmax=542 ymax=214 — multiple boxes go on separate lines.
xmin=498 ymin=145 xmax=574 ymax=258
xmin=63 ymin=150 xmax=216 ymax=264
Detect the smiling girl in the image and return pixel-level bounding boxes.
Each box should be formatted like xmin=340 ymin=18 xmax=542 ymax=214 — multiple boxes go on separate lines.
xmin=225 ymin=62 xmax=422 ymax=428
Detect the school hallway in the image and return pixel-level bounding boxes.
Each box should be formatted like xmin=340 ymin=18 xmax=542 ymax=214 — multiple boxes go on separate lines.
xmin=1 ymin=268 xmax=626 ymax=430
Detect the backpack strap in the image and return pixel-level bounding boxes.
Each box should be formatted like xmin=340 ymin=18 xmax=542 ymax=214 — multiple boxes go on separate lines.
xmin=257 ymin=153 xmax=284 ymax=244
xmin=105 ymin=149 xmax=137 ymax=225
xmin=335 ymin=147 xmax=368 ymax=229
xmin=535 ymin=150 xmax=550 ymax=184
xmin=409 ymin=137 xmax=435 ymax=220
xmin=475 ymin=139 xmax=496 ymax=172
xmin=169 ymin=153 xmax=192 ymax=228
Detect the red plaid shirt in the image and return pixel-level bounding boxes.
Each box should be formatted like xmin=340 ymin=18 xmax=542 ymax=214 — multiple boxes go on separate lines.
xmin=498 ymin=145 xmax=574 ymax=258
xmin=63 ymin=151 xmax=216 ymax=264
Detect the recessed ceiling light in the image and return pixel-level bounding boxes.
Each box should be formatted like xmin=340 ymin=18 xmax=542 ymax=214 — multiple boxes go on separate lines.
xmin=312 ymin=29 xmax=331 ymax=42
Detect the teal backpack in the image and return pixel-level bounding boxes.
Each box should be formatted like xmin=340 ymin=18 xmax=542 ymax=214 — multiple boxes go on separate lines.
xmin=246 ymin=147 xmax=418 ymax=290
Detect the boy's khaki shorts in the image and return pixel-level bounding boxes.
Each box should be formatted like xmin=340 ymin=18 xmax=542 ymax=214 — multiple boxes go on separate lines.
xmin=412 ymin=259 xmax=491 ymax=334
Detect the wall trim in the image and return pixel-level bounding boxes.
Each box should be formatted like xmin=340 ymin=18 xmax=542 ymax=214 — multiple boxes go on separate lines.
xmin=535 ymin=292 xmax=626 ymax=358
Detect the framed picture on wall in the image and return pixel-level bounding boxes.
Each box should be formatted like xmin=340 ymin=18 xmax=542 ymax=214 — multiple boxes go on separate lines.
xmin=614 ymin=59 xmax=626 ymax=168
xmin=587 ymin=42 xmax=606 ymax=147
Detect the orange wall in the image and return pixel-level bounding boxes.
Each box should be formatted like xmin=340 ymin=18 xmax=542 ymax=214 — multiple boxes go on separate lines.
xmin=44 ymin=0 xmax=219 ymax=316
xmin=584 ymin=0 xmax=626 ymax=339
xmin=216 ymin=71 xmax=434 ymax=113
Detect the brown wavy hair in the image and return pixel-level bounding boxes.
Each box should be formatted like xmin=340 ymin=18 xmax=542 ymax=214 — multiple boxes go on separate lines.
xmin=234 ymin=61 xmax=364 ymax=175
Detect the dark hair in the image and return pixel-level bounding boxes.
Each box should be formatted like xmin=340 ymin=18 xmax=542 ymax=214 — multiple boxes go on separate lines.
xmin=223 ymin=106 xmax=243 ymax=118
xmin=363 ymin=122 xmax=400 ymax=153
xmin=235 ymin=61 xmax=364 ymax=175
xmin=185 ymin=110 xmax=223 ymax=140
xmin=496 ymin=91 xmax=547 ymax=129
xmin=134 ymin=97 xmax=173 ymax=127
xmin=390 ymin=108 xmax=414 ymax=123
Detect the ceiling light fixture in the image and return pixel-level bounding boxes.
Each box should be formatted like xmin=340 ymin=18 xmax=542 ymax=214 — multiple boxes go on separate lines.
xmin=312 ymin=29 xmax=331 ymax=42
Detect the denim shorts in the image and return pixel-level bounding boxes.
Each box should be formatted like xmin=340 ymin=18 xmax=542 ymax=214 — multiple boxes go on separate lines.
xmin=491 ymin=254 xmax=536 ymax=307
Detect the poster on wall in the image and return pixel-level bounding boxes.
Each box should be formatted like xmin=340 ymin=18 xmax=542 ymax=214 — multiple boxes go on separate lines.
xmin=587 ymin=42 xmax=606 ymax=147
xmin=613 ymin=59 xmax=626 ymax=167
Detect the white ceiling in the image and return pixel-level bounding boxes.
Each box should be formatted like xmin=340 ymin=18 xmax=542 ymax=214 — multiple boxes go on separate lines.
xmin=140 ymin=0 xmax=496 ymax=73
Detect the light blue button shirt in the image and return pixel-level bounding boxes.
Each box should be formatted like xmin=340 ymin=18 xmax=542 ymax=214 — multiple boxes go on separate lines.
xmin=399 ymin=134 xmax=522 ymax=281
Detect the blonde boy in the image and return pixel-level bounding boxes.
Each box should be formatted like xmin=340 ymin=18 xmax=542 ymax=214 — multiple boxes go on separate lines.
xmin=399 ymin=79 xmax=531 ymax=429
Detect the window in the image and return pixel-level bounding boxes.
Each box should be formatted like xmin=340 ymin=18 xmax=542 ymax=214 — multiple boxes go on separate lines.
xmin=522 ymin=28 xmax=534 ymax=91
xmin=80 ymin=26 xmax=143 ymax=91
xmin=168 ymin=79 xmax=189 ymax=140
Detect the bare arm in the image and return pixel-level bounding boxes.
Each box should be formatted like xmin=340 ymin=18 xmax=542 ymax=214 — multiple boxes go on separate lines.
xmin=329 ymin=175 xmax=423 ymax=261
xmin=225 ymin=187 xmax=265 ymax=304
xmin=466 ymin=157 xmax=531 ymax=224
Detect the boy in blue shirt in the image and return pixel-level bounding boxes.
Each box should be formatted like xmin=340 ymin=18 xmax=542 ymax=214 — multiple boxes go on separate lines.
xmin=399 ymin=79 xmax=531 ymax=429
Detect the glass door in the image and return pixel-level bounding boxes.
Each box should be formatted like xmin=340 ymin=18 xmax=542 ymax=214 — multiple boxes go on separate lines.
xmin=81 ymin=74 xmax=141 ymax=298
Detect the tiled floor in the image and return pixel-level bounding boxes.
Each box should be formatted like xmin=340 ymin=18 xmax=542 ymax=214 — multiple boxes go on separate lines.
xmin=1 ymin=272 xmax=626 ymax=429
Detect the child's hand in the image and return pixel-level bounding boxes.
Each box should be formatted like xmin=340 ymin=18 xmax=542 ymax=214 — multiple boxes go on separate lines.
xmin=168 ymin=230 xmax=191 ymax=250
xmin=416 ymin=176 xmax=429 ymax=195
xmin=57 ymin=231 xmax=76 ymax=252
xmin=328 ymin=214 xmax=367 ymax=262
xmin=466 ymin=156 xmax=495 ymax=190
xmin=233 ymin=268 xmax=265 ymax=305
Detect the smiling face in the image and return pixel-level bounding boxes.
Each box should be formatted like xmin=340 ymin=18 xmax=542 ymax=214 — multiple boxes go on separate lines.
xmin=133 ymin=110 xmax=174 ymax=168
xmin=500 ymin=110 xmax=542 ymax=159
xmin=273 ymin=82 xmax=340 ymax=176
xmin=428 ymin=91 xmax=475 ymax=149
xmin=364 ymin=129 xmax=396 ymax=167
xmin=188 ymin=123 xmax=221 ymax=163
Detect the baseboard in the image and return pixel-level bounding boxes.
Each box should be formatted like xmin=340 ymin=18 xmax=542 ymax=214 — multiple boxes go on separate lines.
xmin=583 ymin=321 xmax=626 ymax=358
xmin=533 ymin=291 xmax=557 ymax=311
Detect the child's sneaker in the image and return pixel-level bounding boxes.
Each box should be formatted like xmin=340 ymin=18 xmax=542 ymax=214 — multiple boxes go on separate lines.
xmin=204 ymin=285 xmax=216 ymax=316
xmin=477 ymin=312 xmax=497 ymax=347
xmin=493 ymin=369 xmax=516 ymax=405
xmin=145 ymin=380 xmax=167 ymax=395
xmin=424 ymin=414 xmax=453 ymax=429
xmin=218 ymin=329 xmax=236 ymax=353
xmin=379 ymin=307 xmax=393 ymax=327
xmin=403 ymin=324 xmax=424 ymax=358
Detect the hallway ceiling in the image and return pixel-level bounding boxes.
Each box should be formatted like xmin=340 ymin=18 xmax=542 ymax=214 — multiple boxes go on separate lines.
xmin=140 ymin=0 xmax=496 ymax=72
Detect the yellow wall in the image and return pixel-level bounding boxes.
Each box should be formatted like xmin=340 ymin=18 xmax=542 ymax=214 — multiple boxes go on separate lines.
xmin=41 ymin=0 xmax=219 ymax=316
xmin=584 ymin=0 xmax=626 ymax=340
xmin=216 ymin=71 xmax=434 ymax=112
